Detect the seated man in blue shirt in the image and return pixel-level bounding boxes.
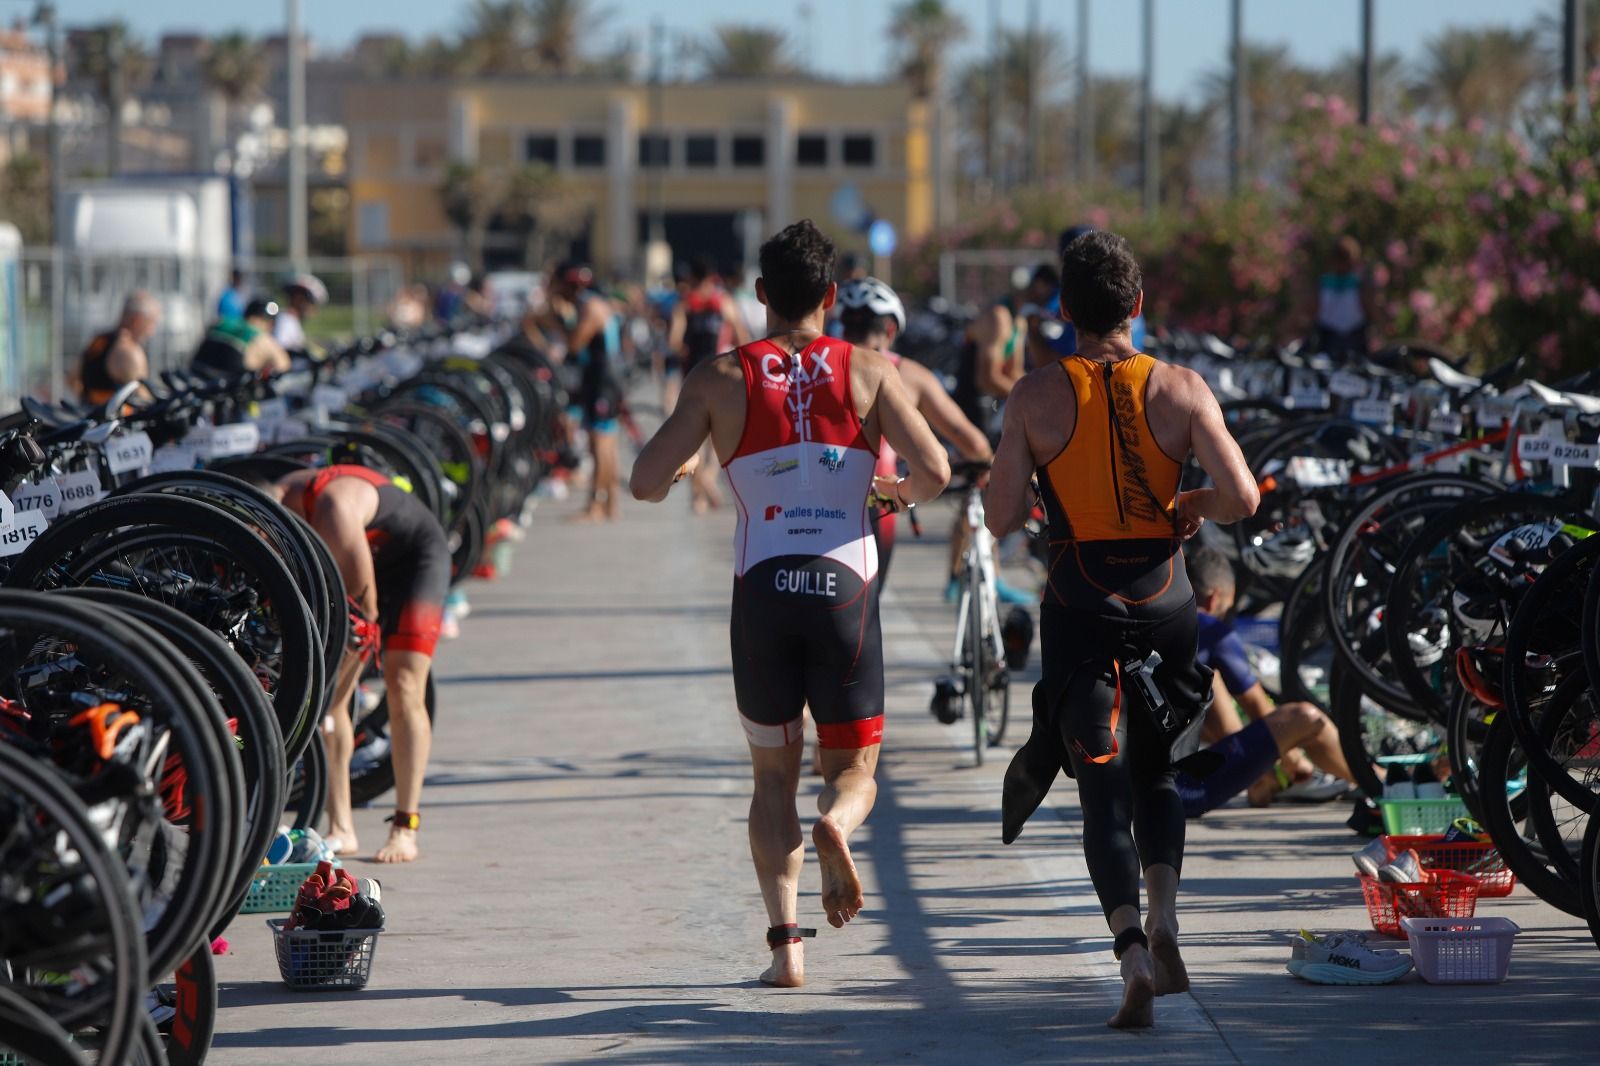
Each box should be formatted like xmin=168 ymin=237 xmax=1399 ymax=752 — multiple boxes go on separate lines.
xmin=1175 ymin=547 xmax=1357 ymax=817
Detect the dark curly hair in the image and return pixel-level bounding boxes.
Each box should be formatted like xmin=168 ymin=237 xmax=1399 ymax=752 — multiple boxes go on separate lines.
xmin=759 ymin=219 xmax=836 ymax=321
xmin=1058 ymin=230 xmax=1142 ymax=336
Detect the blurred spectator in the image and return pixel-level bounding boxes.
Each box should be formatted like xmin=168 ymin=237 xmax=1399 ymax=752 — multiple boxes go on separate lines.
xmin=192 ymin=298 xmax=291 ymax=378
xmin=388 ymin=284 xmax=430 ymax=330
xmin=276 ymin=274 xmax=327 ymax=351
xmin=1310 ymin=236 xmax=1373 ymax=364
xmin=218 ymin=268 xmax=249 ymax=323
xmin=77 ymin=291 xmax=160 ymax=405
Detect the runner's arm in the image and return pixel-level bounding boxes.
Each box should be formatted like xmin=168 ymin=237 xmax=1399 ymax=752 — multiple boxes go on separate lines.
xmin=983 ymin=379 xmax=1033 ymax=536
xmin=667 ymin=302 xmax=686 ymax=354
xmin=568 ymin=298 xmax=609 ymax=354
xmin=1179 ymin=376 xmax=1258 ymax=528
xmin=873 ymin=356 xmax=950 ymax=505
xmin=629 ymin=369 xmax=713 ymax=502
xmin=722 ymin=294 xmax=751 ymax=345
xmin=898 ymin=358 xmax=992 ymax=461
xmin=105 ymin=338 xmax=149 ymax=387
xmin=245 ymin=333 xmax=292 ymax=374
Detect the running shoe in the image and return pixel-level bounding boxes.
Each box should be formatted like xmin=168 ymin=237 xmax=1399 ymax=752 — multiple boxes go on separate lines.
xmin=1346 ymin=798 xmax=1384 ymax=837
xmin=1352 ymin=838 xmax=1389 ymax=879
xmin=1278 ymin=770 xmax=1354 ymax=804
xmin=1289 ymin=930 xmax=1413 ymax=985
xmin=1442 ymin=817 xmax=1488 ymax=844
xmin=1378 ymin=848 xmax=1425 ymax=884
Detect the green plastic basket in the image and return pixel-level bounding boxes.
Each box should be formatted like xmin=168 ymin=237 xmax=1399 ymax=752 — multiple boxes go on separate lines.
xmin=1379 ymin=795 xmax=1470 ymax=836
xmin=241 ymin=861 xmax=340 ymax=914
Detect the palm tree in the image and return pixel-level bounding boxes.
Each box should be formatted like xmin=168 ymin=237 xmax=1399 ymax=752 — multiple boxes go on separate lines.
xmin=1323 ymin=50 xmax=1411 ymax=120
xmin=1416 ymin=27 xmax=1540 ymax=129
xmin=1087 ymin=76 xmax=1139 ymax=182
xmin=1203 ymin=43 xmax=1316 ymax=172
xmin=440 ymin=162 xmax=510 ymax=272
xmin=1157 ymin=100 xmax=1216 ymax=204
xmin=530 ymin=0 xmax=609 ymax=74
xmin=889 ymin=0 xmax=967 ymax=98
xmin=68 ymin=22 xmax=150 ymax=176
xmin=505 ymin=163 xmax=588 ymax=267
xmin=201 ymin=33 xmax=267 ymax=173
xmin=702 ymin=26 xmax=797 ymax=79
xmin=459 ymin=0 xmax=533 ymax=75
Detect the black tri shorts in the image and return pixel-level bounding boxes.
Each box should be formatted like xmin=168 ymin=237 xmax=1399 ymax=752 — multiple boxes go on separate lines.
xmin=369 ymin=485 xmax=453 ymax=657
xmin=729 ymin=555 xmax=884 ymax=749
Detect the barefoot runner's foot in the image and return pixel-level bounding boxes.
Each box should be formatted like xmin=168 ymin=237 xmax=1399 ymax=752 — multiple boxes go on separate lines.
xmin=326 ymin=825 xmax=359 ymax=857
xmin=1108 ymin=945 xmax=1157 ymax=1029
xmin=1148 ymin=926 xmax=1190 ymax=996
xmin=760 ymin=942 xmax=805 ymax=988
xmin=374 ymin=826 xmax=419 ymax=864
xmin=814 ymin=816 xmax=865 ymax=929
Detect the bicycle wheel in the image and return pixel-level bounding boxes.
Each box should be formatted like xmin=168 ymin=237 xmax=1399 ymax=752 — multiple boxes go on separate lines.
xmin=1477 ymin=704 xmax=1583 ymax=915
xmin=1393 ymin=495 xmax=1594 ymax=724
xmin=6 ymin=495 xmax=321 ymax=765
xmin=0 ymin=985 xmax=83 ymax=1066
xmin=1331 ymin=662 xmax=1442 ymax=802
xmin=1580 ymin=810 xmax=1600 ymax=954
xmin=967 ymin=570 xmax=987 ymax=766
xmin=1278 ymin=558 xmax=1335 ymax=713
xmin=0 ymin=745 xmax=145 ymax=1061
xmin=0 ymin=593 xmax=235 ymax=984
xmin=155 ymin=937 xmax=218 ymax=1066
xmin=285 ymin=731 xmax=328 ymax=832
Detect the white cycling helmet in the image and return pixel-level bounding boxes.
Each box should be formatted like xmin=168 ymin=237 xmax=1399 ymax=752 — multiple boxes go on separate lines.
xmin=836 ymin=276 xmax=906 ymax=334
xmin=1242 ymin=527 xmax=1317 ymax=579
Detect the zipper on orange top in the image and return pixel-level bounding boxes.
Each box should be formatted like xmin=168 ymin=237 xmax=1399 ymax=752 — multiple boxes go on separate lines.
xmin=1102 ymin=361 xmax=1127 ymax=528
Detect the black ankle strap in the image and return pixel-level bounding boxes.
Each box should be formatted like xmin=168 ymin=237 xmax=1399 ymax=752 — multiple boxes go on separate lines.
xmin=1113 ymin=927 xmax=1149 ymax=960
xmin=766 ymin=924 xmax=818 ymax=949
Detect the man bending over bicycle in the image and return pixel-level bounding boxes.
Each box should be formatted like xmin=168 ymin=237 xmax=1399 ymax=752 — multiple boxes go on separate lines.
xmin=265 ymin=465 xmax=451 ymax=863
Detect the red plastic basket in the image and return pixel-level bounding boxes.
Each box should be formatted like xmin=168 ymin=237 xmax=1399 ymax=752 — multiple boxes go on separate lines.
xmin=1358 ymin=871 xmax=1480 ymax=937
xmin=1381 ymin=836 xmax=1515 ymax=898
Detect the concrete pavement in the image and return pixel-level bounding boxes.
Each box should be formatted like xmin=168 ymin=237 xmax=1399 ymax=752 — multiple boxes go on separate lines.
xmin=211 ymin=473 xmax=1598 ymax=1064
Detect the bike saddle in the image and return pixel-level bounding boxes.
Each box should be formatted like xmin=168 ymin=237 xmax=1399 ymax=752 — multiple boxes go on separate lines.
xmin=1515 ymin=380 xmax=1600 ymax=415
xmin=1428 ymin=357 xmax=1481 ymax=392
xmin=20 ymin=395 xmax=90 ymax=430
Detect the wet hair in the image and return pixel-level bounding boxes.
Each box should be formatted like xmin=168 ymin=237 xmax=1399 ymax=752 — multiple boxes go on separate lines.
xmin=1058 ymin=230 xmax=1142 ymax=336
xmin=759 ymin=219 xmax=836 ymax=321
xmin=1186 ymin=545 xmax=1237 ymax=600
xmin=839 ymin=306 xmax=893 ymax=343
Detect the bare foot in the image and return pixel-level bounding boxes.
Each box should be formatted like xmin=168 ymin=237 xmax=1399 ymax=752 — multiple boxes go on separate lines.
xmin=326 ymin=824 xmax=359 ymax=857
xmin=759 ymin=942 xmax=805 ymax=988
xmin=1148 ymin=926 xmax=1190 ymax=996
xmin=813 ymin=817 xmax=864 ymax=929
xmin=1108 ymin=945 xmax=1156 ymax=1029
xmin=566 ymin=507 xmax=607 ymax=524
xmin=374 ymin=826 xmax=419 ymax=864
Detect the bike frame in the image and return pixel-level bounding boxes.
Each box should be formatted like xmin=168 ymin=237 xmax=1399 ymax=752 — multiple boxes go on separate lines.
xmin=950 ymin=484 xmax=1005 ymax=756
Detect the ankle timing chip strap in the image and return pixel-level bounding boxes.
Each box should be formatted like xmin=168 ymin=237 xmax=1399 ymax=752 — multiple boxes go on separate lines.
xmin=766 ymin=924 xmax=818 ymax=949
xmin=386 ymin=810 xmax=421 ymax=831
xmin=1112 ymin=927 xmax=1149 ymax=960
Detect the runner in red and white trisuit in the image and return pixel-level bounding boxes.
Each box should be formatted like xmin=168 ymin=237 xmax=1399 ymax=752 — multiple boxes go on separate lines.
xmin=629 ymin=221 xmax=949 ymax=989
xmin=835 ymin=277 xmax=993 ymax=586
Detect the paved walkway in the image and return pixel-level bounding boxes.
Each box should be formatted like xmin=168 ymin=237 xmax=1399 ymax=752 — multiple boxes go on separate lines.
xmin=213 ymin=467 xmax=1598 ymax=1064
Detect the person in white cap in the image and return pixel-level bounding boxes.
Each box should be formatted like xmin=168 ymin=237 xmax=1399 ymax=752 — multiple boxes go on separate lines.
xmin=276 ymin=274 xmax=328 ymax=351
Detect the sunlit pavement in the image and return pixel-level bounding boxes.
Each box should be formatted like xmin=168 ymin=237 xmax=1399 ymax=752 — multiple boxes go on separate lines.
xmin=213 ymin=442 xmax=1598 ymax=1064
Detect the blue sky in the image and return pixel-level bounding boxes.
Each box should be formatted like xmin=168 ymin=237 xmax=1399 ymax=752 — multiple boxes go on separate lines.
xmin=48 ymin=0 xmax=1552 ymax=99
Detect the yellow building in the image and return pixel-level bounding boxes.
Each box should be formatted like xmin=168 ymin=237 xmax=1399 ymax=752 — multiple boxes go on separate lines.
xmin=342 ymin=76 xmax=933 ymax=277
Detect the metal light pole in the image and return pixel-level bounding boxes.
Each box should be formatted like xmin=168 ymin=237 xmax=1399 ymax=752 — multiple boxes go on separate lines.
xmin=1025 ymin=0 xmax=1039 ymax=186
xmin=647 ymin=20 xmax=665 ymax=246
xmin=1359 ymin=0 xmax=1374 ymax=124
xmin=286 ymin=0 xmax=307 ymax=269
xmin=33 ymin=2 xmax=60 ymax=239
xmin=1141 ymin=0 xmax=1157 ymax=216
xmin=987 ymin=0 xmax=1001 ymax=194
xmin=1564 ymin=0 xmax=1588 ymax=121
xmin=1076 ymin=0 xmax=1092 ymax=186
xmin=1229 ymin=0 xmax=1245 ymax=193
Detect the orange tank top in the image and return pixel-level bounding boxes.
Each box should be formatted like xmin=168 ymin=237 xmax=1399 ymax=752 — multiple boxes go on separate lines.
xmin=1038 ymin=353 xmax=1180 ymax=543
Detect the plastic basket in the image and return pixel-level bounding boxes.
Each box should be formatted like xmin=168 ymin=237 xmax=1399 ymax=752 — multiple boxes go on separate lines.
xmin=1382 ymin=835 xmax=1515 ymax=897
xmin=241 ymin=861 xmax=340 ymax=914
xmin=1378 ymin=795 xmax=1470 ymax=836
xmin=1358 ymin=871 xmax=1479 ymax=937
xmin=1400 ymin=916 xmax=1519 ymax=983
xmin=268 ymin=918 xmax=383 ymax=990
